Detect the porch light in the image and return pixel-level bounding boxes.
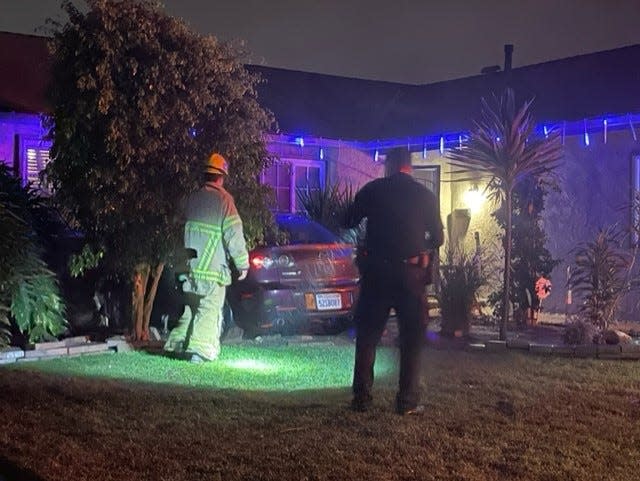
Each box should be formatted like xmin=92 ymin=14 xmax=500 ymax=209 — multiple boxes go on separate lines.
xmin=464 ymin=185 xmax=485 ymax=213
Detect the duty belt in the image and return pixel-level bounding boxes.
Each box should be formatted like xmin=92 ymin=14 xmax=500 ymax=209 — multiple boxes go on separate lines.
xmin=379 ymin=253 xmax=430 ymax=267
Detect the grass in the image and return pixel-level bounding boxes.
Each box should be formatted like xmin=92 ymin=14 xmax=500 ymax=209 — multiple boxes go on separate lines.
xmin=1 ymin=343 xmax=639 ymax=481
xmin=13 ymin=344 xmax=397 ymax=391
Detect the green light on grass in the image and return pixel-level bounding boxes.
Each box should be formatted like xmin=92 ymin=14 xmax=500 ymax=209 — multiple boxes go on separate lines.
xmin=10 ymin=345 xmax=397 ymax=392
xmin=224 ymin=359 xmax=274 ymax=372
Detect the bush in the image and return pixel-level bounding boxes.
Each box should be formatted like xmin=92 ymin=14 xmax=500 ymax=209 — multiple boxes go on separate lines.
xmin=0 ymin=165 xmax=67 ymax=346
xmin=563 ymin=319 xmax=599 ymax=345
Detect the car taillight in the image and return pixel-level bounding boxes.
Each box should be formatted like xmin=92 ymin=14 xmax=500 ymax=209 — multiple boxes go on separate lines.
xmin=251 ymin=254 xmax=271 ymax=269
xmin=250 ymin=253 xmax=293 ymax=269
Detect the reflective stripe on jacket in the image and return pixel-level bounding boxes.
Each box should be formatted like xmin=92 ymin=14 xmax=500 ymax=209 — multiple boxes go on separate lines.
xmin=184 ymin=182 xmax=249 ymax=287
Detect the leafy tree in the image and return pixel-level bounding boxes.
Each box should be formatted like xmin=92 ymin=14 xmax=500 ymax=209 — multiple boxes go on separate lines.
xmin=0 ymin=165 xmax=67 ymax=346
xmin=447 ymin=88 xmax=563 ymax=340
xmin=45 ymin=0 xmax=275 ymax=340
xmin=489 ymin=176 xmax=560 ymax=323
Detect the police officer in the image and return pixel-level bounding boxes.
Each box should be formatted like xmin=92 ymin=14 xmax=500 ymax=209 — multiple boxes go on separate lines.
xmin=347 ymin=148 xmax=444 ymax=414
xmin=164 ymin=153 xmax=249 ymax=362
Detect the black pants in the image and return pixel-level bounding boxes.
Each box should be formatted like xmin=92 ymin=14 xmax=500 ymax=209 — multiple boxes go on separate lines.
xmin=352 ymin=260 xmax=427 ymax=410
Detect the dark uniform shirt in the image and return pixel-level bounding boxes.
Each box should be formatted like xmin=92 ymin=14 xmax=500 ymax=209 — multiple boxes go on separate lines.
xmin=348 ymin=172 xmax=444 ymax=261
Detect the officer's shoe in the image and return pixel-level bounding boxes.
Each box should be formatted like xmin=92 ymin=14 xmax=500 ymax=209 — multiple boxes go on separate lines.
xmin=396 ymin=404 xmax=425 ymax=416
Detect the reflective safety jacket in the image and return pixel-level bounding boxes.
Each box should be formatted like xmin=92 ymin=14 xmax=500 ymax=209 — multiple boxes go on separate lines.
xmin=183 ymin=182 xmax=249 ymax=289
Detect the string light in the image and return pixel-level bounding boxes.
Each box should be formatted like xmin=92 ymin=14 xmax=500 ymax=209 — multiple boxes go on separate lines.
xmin=583 ymin=120 xmax=590 ymax=147
xmin=279 ymin=112 xmax=640 ymax=154
xmin=374 ymin=149 xmax=379 ymax=162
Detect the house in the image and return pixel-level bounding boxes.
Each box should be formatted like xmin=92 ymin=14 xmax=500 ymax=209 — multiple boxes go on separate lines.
xmin=3 ymin=30 xmax=640 ymax=318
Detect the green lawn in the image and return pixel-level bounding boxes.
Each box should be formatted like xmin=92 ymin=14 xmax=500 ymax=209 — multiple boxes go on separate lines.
xmin=1 ymin=344 xmax=639 ymax=481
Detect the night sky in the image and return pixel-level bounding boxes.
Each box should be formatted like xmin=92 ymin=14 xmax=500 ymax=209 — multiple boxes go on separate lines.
xmin=2 ymin=0 xmax=640 ymax=84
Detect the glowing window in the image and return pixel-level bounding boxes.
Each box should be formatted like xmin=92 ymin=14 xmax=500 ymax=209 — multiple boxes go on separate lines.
xmin=21 ymin=139 xmax=51 ymax=191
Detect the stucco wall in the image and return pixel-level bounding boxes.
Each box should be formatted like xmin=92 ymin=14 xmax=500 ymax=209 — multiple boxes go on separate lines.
xmin=330 ymin=144 xmax=383 ymax=189
xmin=267 ymin=139 xmax=382 ymax=190
xmin=543 ymin=130 xmax=640 ymax=318
xmin=415 ymin=150 xmax=503 ymax=300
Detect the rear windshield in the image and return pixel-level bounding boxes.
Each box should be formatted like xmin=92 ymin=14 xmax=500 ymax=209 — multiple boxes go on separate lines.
xmin=277 ymin=216 xmax=338 ymax=245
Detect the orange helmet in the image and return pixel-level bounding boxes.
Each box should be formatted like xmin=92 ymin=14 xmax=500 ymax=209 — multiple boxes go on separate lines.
xmin=206 ymin=153 xmax=229 ymax=175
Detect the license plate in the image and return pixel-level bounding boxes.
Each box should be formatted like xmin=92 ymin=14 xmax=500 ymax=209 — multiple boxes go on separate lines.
xmin=315 ymin=293 xmax=342 ymax=311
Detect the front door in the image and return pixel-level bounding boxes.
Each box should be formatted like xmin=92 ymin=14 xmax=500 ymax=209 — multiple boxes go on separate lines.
xmin=412 ymin=166 xmax=441 ymax=297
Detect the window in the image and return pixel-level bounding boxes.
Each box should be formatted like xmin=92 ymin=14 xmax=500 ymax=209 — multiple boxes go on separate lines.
xmin=20 ymin=138 xmax=51 ymax=190
xmin=262 ymin=158 xmax=325 ymax=213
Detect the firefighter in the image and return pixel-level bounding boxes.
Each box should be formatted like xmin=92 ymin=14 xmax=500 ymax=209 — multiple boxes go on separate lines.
xmin=347 ymin=148 xmax=444 ymax=414
xmin=164 ymin=153 xmax=249 ymax=363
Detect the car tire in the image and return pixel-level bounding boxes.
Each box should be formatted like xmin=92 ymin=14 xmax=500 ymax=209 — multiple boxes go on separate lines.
xmin=221 ymin=299 xmax=244 ymax=342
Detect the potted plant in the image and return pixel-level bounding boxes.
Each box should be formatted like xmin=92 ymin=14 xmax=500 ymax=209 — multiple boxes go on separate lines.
xmin=438 ymin=249 xmax=487 ymax=338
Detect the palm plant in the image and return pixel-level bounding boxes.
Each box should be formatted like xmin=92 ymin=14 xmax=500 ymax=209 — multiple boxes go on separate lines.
xmin=568 ymin=227 xmax=635 ymax=330
xmin=297 ymin=182 xmax=358 ymax=240
xmin=446 ymin=88 xmax=563 ymax=340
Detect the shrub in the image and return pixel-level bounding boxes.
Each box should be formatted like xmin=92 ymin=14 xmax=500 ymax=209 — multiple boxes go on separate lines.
xmin=563 ymin=319 xmax=599 ymax=345
xmin=0 ymin=165 xmax=67 ymax=346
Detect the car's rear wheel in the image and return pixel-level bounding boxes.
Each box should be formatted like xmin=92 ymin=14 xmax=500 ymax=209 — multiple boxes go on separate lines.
xmin=221 ymin=299 xmax=245 ymax=341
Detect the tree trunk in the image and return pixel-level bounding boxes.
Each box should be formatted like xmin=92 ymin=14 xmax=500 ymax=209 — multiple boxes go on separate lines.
xmin=142 ymin=262 xmax=165 ymax=338
xmin=131 ymin=263 xmax=150 ymax=341
xmin=131 ymin=262 xmax=165 ymax=341
xmin=501 ymin=189 xmax=513 ymax=341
